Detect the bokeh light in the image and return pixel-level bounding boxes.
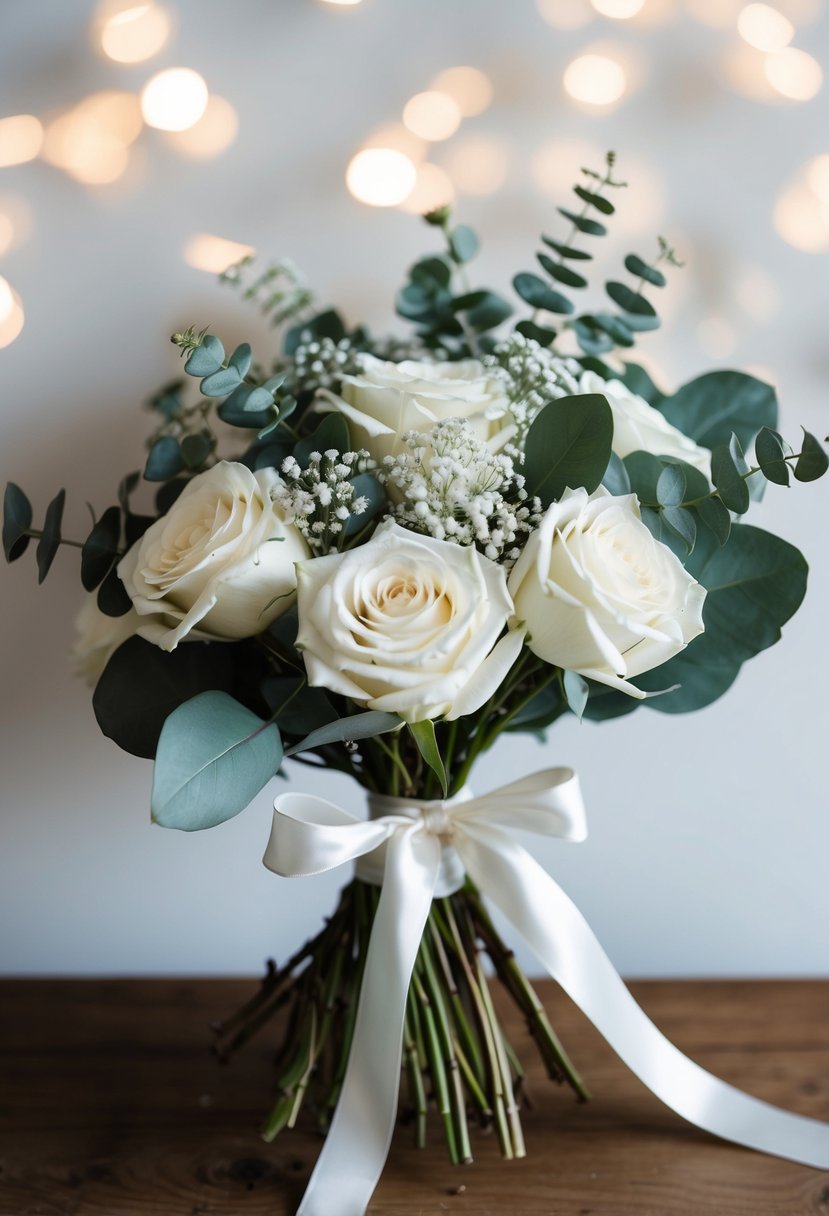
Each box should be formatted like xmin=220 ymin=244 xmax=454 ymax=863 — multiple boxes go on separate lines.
xmin=164 ymin=95 xmax=238 ymax=158
xmin=98 ymin=2 xmax=171 ymax=63
xmin=722 ymin=44 xmax=780 ymax=99
xmin=774 ymin=181 xmax=829 ymax=251
xmin=430 ymin=66 xmax=493 ymax=117
xmin=764 ymin=47 xmax=822 ymax=100
xmin=399 ymin=163 xmax=455 ymax=214
xmin=346 ymin=148 xmax=417 ymax=206
xmin=737 ymin=4 xmax=794 ymax=51
xmin=42 ymin=92 xmax=142 ymax=185
xmin=0 ymin=278 xmax=24 ymax=349
xmin=0 ymin=195 xmax=33 ymax=257
xmin=141 ymin=68 xmax=209 ymax=132
xmin=806 ymin=154 xmax=829 ymax=201
xmin=402 ymin=91 xmax=462 ymax=142
xmin=735 ymin=264 xmax=780 ymax=321
xmin=360 ymin=123 xmax=426 ymax=165
xmin=591 ymin=0 xmax=646 ymax=17
xmin=563 ymin=53 xmax=627 ymax=107
xmin=184 ymin=234 xmax=255 ymax=274
xmin=531 ymin=137 xmax=604 ymax=198
xmin=0 ymin=115 xmax=44 ymax=168
xmin=536 ymin=0 xmax=594 ymax=28
xmin=443 ymin=135 xmax=508 ymax=196
xmin=684 ymin=0 xmax=743 ymax=27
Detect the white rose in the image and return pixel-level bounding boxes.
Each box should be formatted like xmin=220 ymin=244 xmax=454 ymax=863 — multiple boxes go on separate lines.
xmin=118 ymin=461 xmax=310 ymax=652
xmin=295 ymin=520 xmax=525 ymax=722
xmin=508 ymin=487 xmax=705 ymax=698
xmin=327 ymin=354 xmax=513 ymax=465
xmin=70 ymin=595 xmax=140 ymax=686
xmin=580 ymin=370 xmax=712 ymax=478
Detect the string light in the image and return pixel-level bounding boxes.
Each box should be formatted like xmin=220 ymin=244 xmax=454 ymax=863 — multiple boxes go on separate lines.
xmin=429 ymin=67 xmax=493 ymax=117
xmin=402 ymin=92 xmax=462 ymax=142
xmin=0 ymin=278 xmax=24 ymax=349
xmin=737 ymin=4 xmax=794 ymax=51
xmin=98 ymin=2 xmax=171 ymax=63
xmin=764 ymin=47 xmax=822 ymax=100
xmin=774 ymin=182 xmax=829 ymax=251
xmin=42 ymin=93 xmax=141 ymax=186
xmin=399 ymin=163 xmax=455 ymax=214
xmin=536 ymin=0 xmax=594 ymax=28
xmin=345 ymin=148 xmax=417 ymax=207
xmin=591 ymin=0 xmax=646 ymax=17
xmin=141 ymin=68 xmax=209 ymax=132
xmin=164 ymin=95 xmax=238 ymax=158
xmin=806 ymin=154 xmax=829 ymax=202
xmin=563 ymin=53 xmax=627 ymax=107
xmin=0 ymin=115 xmax=44 ymax=168
xmin=183 ymin=234 xmax=255 ymax=274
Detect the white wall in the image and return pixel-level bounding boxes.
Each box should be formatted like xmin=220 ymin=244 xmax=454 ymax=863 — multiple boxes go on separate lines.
xmin=1 ymin=0 xmax=827 ymax=976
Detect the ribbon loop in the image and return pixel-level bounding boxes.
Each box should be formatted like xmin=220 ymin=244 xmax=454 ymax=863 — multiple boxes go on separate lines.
xmin=263 ymin=769 xmax=829 ymax=1216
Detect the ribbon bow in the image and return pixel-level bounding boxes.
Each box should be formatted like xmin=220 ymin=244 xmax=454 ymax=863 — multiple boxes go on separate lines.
xmin=264 ymin=769 xmax=829 ymax=1216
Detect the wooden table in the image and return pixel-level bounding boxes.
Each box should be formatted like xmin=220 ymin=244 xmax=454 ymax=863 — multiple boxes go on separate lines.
xmin=1 ymin=979 xmax=827 ymax=1215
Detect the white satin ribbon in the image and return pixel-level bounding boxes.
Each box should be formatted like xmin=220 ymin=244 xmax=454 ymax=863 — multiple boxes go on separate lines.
xmin=263 ymin=770 xmax=829 ymax=1216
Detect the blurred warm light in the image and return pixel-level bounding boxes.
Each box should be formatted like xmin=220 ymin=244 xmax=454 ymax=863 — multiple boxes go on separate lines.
xmin=735 ymin=264 xmax=780 ymax=321
xmin=806 ymin=153 xmax=829 ymax=200
xmin=430 ymin=66 xmax=493 ymax=117
xmin=360 ymin=123 xmax=426 ymax=164
xmin=0 ymin=279 xmax=24 ymax=350
xmin=536 ymin=0 xmax=595 ymax=27
xmin=319 ymin=0 xmax=362 ymax=5
xmin=346 ymin=148 xmax=417 ymax=207
xmin=398 ymin=163 xmax=455 ymax=214
xmin=722 ymin=43 xmax=780 ymax=99
xmin=141 ymin=68 xmax=208 ymax=132
xmin=684 ymin=0 xmax=743 ymax=26
xmin=774 ymin=182 xmax=829 ymax=250
xmin=591 ymin=0 xmax=646 ymax=16
xmin=81 ymin=91 xmax=143 ymax=143
xmin=402 ymin=92 xmax=462 ymax=142
xmin=563 ymin=53 xmax=627 ymax=107
xmin=737 ymin=4 xmax=794 ymax=50
xmin=764 ymin=47 xmax=822 ymax=99
xmin=164 ymin=95 xmax=238 ymax=158
xmin=0 ymin=115 xmax=44 ymax=167
xmin=531 ymin=137 xmax=604 ymax=198
xmin=698 ymin=316 xmax=738 ymax=359
xmin=0 ymin=195 xmax=32 ymax=256
xmin=443 ymin=135 xmax=508 ymax=195
xmin=99 ymin=2 xmax=170 ymax=63
xmin=184 ymin=234 xmax=255 ymax=274
xmin=43 ymin=104 xmax=136 ymax=185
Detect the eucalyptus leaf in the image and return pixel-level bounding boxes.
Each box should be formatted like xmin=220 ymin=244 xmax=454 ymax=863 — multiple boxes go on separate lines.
xmin=96 ymin=563 xmax=133 ymax=617
xmin=536 ymin=253 xmax=587 ymax=290
xmin=541 ymin=236 xmax=592 ymax=261
xmin=638 ymin=654 xmax=741 ymax=714
xmin=624 ymin=254 xmax=666 ymax=288
xmin=151 ymin=691 xmax=282 ymax=831
xmin=696 ymin=494 xmax=731 ymax=546
xmin=409 ymin=719 xmax=448 ymax=797
xmin=602 ymin=451 xmax=631 ymax=496
xmin=228 ymin=342 xmax=252 ymax=378
xmin=36 ymin=489 xmax=66 ymax=584
xmin=219 ymin=384 xmax=274 ymax=428
xmin=449 ymin=225 xmax=479 ymax=264
xmin=557 ymin=207 xmax=606 ymax=237
xmin=661 ymin=504 xmax=696 ymax=553
xmin=144 ymin=436 xmax=184 ymax=482
xmin=184 ymin=334 xmax=224 ymax=378
xmin=294 ymin=412 xmax=350 ymax=467
xmin=81 ymin=505 xmax=121 ymax=591
xmin=284 ymin=710 xmax=401 ymax=757
xmin=605 ymin=281 xmax=657 ymax=318
xmin=620 ymin=362 xmax=666 ymax=407
xmin=180 ymin=433 xmax=213 ymax=470
xmin=660 ymin=371 xmax=777 ymax=450
xmin=794 ymin=429 xmax=829 ymax=482
xmin=563 ymin=670 xmax=589 ymax=720
xmin=523 ymin=393 xmax=613 ymax=506
xmin=2 ymin=482 xmax=33 ymax=563
xmin=656 ymin=463 xmax=686 ymax=507
xmin=515 ymin=319 xmax=556 ymax=347
xmin=512 ymin=272 xmax=574 ymax=315
xmin=711 ymin=435 xmax=750 ymax=514
xmin=200 ymin=366 xmax=242 ymax=398
xmin=573 ymin=185 xmax=614 ymax=215
xmin=754 ymin=427 xmax=789 ymax=486
xmin=260 ymin=677 xmax=337 ymax=737
xmin=156 ymin=478 xmax=189 ymax=514
xmin=343 ymin=472 xmax=386 ymax=538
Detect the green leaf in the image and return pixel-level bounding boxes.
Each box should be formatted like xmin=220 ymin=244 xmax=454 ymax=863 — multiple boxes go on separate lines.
xmin=605 ymin=281 xmax=657 ymax=318
xmin=144 ymin=436 xmax=184 ymax=482
xmin=656 ymin=463 xmax=686 ymax=507
xmin=602 ymin=451 xmax=631 ymax=496
xmin=200 ymin=366 xmax=242 ymax=398
xmin=156 ymin=478 xmax=189 ymax=514
xmin=754 ymin=427 xmax=789 ymax=486
xmin=620 ymin=361 xmax=666 ymax=407
xmin=794 ymin=429 xmax=829 ymax=482
xmin=512 ymin=272 xmax=574 ymax=315
xmin=638 ymin=654 xmax=741 ymax=714
xmin=711 ymin=435 xmax=750 ymax=514
xmin=503 ymin=682 xmax=564 ymax=734
xmin=2 ymin=482 xmax=33 ymax=563
xmin=184 ymin=334 xmax=224 ymax=377
xmin=582 ymin=683 xmax=639 ymax=722
xmin=81 ymin=505 xmax=121 ymax=591
xmin=515 ymin=319 xmax=556 ymax=347
xmin=623 ymin=451 xmax=666 ymax=503
xmin=572 ymin=318 xmax=614 ymax=356
xmin=228 ymin=342 xmax=252 ymax=378
xmin=219 ymin=384 xmax=274 ymax=428
xmin=180 ymin=433 xmax=213 ymax=470
xmin=151 ymin=692 xmax=282 ymax=831
xmin=36 ymin=489 xmax=66 ymax=584
xmin=660 ymin=371 xmax=777 ymax=450
xmin=452 ymin=290 xmax=512 ymax=331
xmin=284 ymin=710 xmax=401 ymax=757
xmin=573 ymin=185 xmax=614 ymax=215
xmin=118 ymin=471 xmax=140 ymax=513
xmin=124 ymin=513 xmax=154 ymax=547
xmin=686 ymin=522 xmax=808 ymax=667
xmin=96 ymin=564 xmax=133 ymax=617
xmin=562 ymin=670 xmax=589 ymax=720
xmin=590 ymin=313 xmax=634 ymax=347
xmin=344 ymin=472 xmax=386 ymax=537
xmin=696 ymin=494 xmax=731 ymax=546
xmin=260 ymin=677 xmax=336 ymax=737
xmin=523 ymin=393 xmax=614 ymax=506
xmin=409 ymin=719 xmax=448 ymax=797
xmin=623 ymin=254 xmax=666 ymax=288
xmin=661 ymin=504 xmax=696 ymax=552
xmin=449 ymin=225 xmax=479 ymax=264
xmin=639 ymin=504 xmax=687 ymax=560
xmin=541 ymin=236 xmax=592 ymax=261
xmin=294 ymin=412 xmax=350 ymax=467
xmin=536 ymin=253 xmax=587 ymax=289
xmin=557 ymin=207 xmax=606 ymax=237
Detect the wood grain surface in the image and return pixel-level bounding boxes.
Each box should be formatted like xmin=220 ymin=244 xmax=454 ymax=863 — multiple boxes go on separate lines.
xmin=0 ymin=978 xmax=827 ymax=1215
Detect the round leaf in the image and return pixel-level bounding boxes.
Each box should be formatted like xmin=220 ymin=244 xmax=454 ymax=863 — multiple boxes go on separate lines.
xmin=81 ymin=505 xmax=121 ymax=591
xmin=523 ymin=393 xmax=613 ymax=506
xmin=36 ymin=489 xmax=66 ymax=584
xmin=3 ymin=482 xmax=33 ymax=563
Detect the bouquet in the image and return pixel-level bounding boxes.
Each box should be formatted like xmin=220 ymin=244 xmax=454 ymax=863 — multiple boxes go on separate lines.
xmin=5 ymin=154 xmax=829 ymax=1215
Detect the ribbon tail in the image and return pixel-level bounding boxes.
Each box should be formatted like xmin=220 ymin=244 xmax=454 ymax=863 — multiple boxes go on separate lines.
xmin=459 ymin=824 xmax=829 ymax=1170
xmin=297 ymin=828 xmax=441 ymax=1216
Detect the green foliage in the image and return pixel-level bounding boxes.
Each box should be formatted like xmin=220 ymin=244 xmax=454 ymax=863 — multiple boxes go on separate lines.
xmin=795 ymin=429 xmax=829 ymax=482
xmin=409 ymin=719 xmax=448 ymax=797
xmin=711 ymin=434 xmax=751 ymax=514
xmin=144 ymin=435 xmax=184 ymax=481
xmin=562 ymin=670 xmax=589 ymax=720
xmin=512 ymin=272 xmax=573 ymax=315
xmin=343 ymin=472 xmax=386 ymax=538
xmin=283 ymin=711 xmax=402 ymax=758
xmin=294 ymin=412 xmax=350 ymax=467
xmin=81 ymin=505 xmax=121 ymax=591
xmin=659 ymin=371 xmax=777 ymax=451
xmin=523 ymin=394 xmax=613 ymax=506
xmin=35 ymin=489 xmax=66 ymax=583
xmin=151 ymin=691 xmax=283 ymax=831
xmin=260 ymin=677 xmax=337 ymax=738
xmin=174 ymin=329 xmax=296 ymax=439
xmin=601 ymin=452 xmax=631 ymax=496
xmin=754 ymin=427 xmax=790 ymax=486
xmin=96 ymin=563 xmax=133 ymax=617
xmin=3 ymin=482 xmax=33 ymax=563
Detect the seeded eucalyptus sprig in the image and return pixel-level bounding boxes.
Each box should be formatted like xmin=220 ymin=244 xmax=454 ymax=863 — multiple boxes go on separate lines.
xmin=220 ymin=255 xmax=315 ymax=330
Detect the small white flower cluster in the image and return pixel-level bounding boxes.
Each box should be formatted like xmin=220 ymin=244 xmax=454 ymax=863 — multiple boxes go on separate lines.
xmin=380 ymin=418 xmax=543 ymax=566
xmin=286 ymin=335 xmax=425 ymax=399
xmin=272 ymin=449 xmax=373 ymax=554
xmin=484 ymin=333 xmax=582 ymax=450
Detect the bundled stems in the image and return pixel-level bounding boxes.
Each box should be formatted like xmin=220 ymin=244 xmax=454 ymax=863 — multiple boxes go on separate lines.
xmin=215 ymin=877 xmax=587 ymax=1164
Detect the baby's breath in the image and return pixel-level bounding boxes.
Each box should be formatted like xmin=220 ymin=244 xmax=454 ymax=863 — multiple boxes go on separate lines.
xmin=380 ymin=418 xmax=542 ymax=567
xmin=484 ymin=332 xmax=581 ymax=451
xmin=271 ymin=449 xmax=374 ymax=554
